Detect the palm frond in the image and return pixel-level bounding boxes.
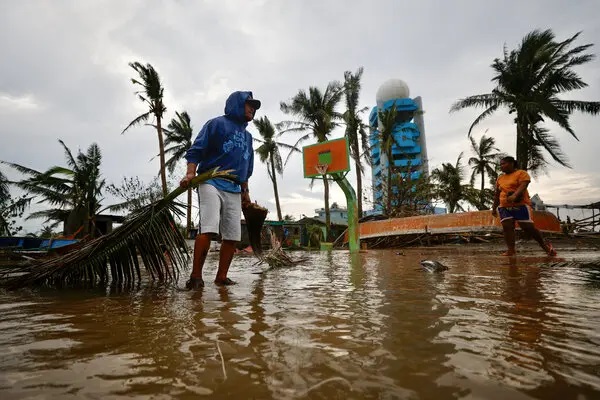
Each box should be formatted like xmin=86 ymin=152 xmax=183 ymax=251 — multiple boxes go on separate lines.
xmin=0 ymin=168 xmax=235 ymax=289
xmin=0 ymin=160 xmax=43 ymax=177
xmin=0 ymin=170 xmax=9 ymax=202
xmin=467 ymin=105 xmax=499 ymax=137
xmin=122 ymin=111 xmax=152 ymax=135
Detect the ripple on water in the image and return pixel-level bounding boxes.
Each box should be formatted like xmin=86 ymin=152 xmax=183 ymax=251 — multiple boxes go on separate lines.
xmin=0 ymin=249 xmax=599 ymax=398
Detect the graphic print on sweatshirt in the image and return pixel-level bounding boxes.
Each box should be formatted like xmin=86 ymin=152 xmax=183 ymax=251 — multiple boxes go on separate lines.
xmin=223 ymin=130 xmax=250 ymax=160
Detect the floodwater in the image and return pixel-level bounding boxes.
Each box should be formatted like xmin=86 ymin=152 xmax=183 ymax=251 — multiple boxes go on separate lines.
xmin=1 ymin=246 xmax=600 ymax=399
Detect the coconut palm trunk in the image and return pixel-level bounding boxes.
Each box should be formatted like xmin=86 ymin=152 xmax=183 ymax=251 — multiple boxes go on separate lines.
xmin=269 ymin=153 xmax=283 ymax=221
xmin=480 ymin=168 xmax=485 ymax=206
xmin=352 ymin=140 xmax=363 ymax=217
xmin=156 ymin=115 xmax=168 ymax=196
xmin=516 ymin=116 xmax=530 ymax=170
xmin=386 ymin=149 xmax=393 ymax=214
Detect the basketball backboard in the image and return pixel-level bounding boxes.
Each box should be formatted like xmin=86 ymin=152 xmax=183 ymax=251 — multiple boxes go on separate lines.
xmin=302 ymin=137 xmax=351 ymax=178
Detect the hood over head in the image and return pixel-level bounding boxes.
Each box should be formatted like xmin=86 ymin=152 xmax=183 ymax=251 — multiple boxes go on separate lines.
xmin=224 ymin=91 xmax=261 ymax=123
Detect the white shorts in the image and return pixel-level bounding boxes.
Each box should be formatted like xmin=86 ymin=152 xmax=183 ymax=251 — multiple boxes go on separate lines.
xmin=197 ymin=183 xmax=242 ymax=241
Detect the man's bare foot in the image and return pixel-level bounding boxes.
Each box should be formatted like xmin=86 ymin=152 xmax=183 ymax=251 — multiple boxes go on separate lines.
xmin=501 ymin=251 xmax=516 ymax=257
xmin=545 ymin=242 xmax=557 ymax=256
xmin=185 ymin=277 xmax=204 ymax=290
xmin=214 ymin=277 xmax=237 ymax=286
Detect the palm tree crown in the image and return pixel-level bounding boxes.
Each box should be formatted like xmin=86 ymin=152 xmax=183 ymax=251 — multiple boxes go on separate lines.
xmin=431 ymin=153 xmax=468 ymax=213
xmin=451 ymin=29 xmax=600 ymax=172
xmin=279 ymin=82 xmax=344 ymax=240
xmin=468 ymin=134 xmax=503 ymax=209
xmin=122 ymin=61 xmax=169 ymax=196
xmin=164 ymin=111 xmax=193 ymax=173
xmin=163 ymin=111 xmax=194 ymax=234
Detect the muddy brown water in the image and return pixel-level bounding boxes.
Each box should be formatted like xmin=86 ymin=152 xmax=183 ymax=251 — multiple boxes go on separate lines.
xmin=1 ymin=246 xmax=599 ymax=399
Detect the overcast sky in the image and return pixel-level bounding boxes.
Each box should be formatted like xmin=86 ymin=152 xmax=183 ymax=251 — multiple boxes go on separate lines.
xmin=1 ymin=0 xmax=599 ymax=233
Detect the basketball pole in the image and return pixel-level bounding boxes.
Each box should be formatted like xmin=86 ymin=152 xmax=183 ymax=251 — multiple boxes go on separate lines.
xmin=331 ymin=172 xmax=360 ymax=253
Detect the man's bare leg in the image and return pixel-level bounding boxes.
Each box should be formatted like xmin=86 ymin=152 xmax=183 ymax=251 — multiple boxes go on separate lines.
xmin=187 ymin=233 xmax=211 ymax=288
xmin=501 ymin=219 xmax=516 ymax=256
xmin=215 ymin=240 xmax=237 ymax=284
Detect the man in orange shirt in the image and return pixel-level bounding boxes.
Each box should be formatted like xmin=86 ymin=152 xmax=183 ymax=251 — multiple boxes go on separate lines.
xmin=492 ymin=156 xmax=557 ymax=257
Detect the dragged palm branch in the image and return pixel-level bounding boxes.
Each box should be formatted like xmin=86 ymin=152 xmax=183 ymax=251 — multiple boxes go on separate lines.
xmin=0 ymin=168 xmax=234 ymax=289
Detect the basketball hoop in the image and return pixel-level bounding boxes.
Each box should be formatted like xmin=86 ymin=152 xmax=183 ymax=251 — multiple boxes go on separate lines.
xmin=315 ymin=163 xmax=329 ymax=176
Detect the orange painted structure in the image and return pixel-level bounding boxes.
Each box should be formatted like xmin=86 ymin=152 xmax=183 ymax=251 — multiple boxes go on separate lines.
xmin=355 ymin=210 xmax=561 ymax=240
xmin=302 ymin=137 xmax=351 ymax=178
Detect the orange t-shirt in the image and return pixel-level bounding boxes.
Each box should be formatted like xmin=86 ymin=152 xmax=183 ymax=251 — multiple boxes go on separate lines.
xmin=496 ymin=170 xmax=531 ymax=207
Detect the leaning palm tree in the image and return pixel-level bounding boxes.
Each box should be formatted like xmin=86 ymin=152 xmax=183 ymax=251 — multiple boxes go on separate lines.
xmin=163 ymin=111 xmax=194 ymax=235
xmin=468 ymin=133 xmax=503 ymax=209
xmin=279 ymin=82 xmax=344 ymax=240
xmin=343 ymin=67 xmax=370 ymax=218
xmin=122 ymin=61 xmax=168 ymax=196
xmin=2 ymin=140 xmax=105 ymax=238
xmin=451 ymin=29 xmax=600 ymax=172
xmin=253 ymin=116 xmax=299 ymax=221
xmin=431 ymin=153 xmax=468 ymax=213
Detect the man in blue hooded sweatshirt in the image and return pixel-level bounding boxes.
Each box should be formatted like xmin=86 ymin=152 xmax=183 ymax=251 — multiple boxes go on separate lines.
xmin=180 ymin=91 xmax=261 ymax=288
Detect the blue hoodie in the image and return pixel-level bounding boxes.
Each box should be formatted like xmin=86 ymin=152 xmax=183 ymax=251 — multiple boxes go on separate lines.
xmin=185 ymin=91 xmax=255 ymax=193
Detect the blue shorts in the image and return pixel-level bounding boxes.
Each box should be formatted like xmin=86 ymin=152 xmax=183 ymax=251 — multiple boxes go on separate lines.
xmin=497 ymin=205 xmax=533 ymax=223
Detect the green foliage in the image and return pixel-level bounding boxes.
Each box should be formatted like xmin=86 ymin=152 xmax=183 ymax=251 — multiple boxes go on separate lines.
xmin=38 ymin=225 xmax=56 ymax=238
xmin=468 ymin=133 xmax=504 ymax=209
xmin=164 ymin=111 xmax=193 ymax=174
xmin=2 ymin=140 xmax=104 ymax=237
xmin=431 ymin=153 xmax=470 ymax=213
xmin=105 ymin=176 xmax=163 ymax=215
xmin=0 ymin=194 xmax=30 ymax=236
xmin=162 ymin=110 xmax=194 ymax=234
xmin=451 ymin=29 xmax=600 ymax=172
xmin=306 ymin=224 xmax=324 ymax=248
xmin=279 ymin=81 xmax=344 ymax=240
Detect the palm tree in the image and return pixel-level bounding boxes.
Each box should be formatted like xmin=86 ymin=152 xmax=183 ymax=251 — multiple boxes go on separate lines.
xmin=431 ymin=153 xmax=468 ymax=213
xmin=468 ymin=133 xmax=503 ymax=209
xmin=253 ymin=116 xmax=298 ymax=221
xmin=163 ymin=111 xmax=193 ymax=235
xmin=376 ymin=105 xmax=400 ymax=214
xmin=2 ymin=140 xmax=105 ymax=237
xmin=122 ymin=61 xmax=168 ymax=196
xmin=279 ymin=82 xmax=344 ymax=240
xmin=451 ymin=29 xmax=600 ymax=172
xmin=342 ymin=67 xmax=370 ymax=217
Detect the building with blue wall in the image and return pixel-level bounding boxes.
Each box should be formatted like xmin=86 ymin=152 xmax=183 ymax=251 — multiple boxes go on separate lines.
xmin=368 ymin=79 xmax=430 ymax=213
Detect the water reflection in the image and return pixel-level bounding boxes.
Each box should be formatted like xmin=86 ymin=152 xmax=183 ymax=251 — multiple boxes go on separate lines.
xmin=0 ymin=248 xmax=599 ymax=399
